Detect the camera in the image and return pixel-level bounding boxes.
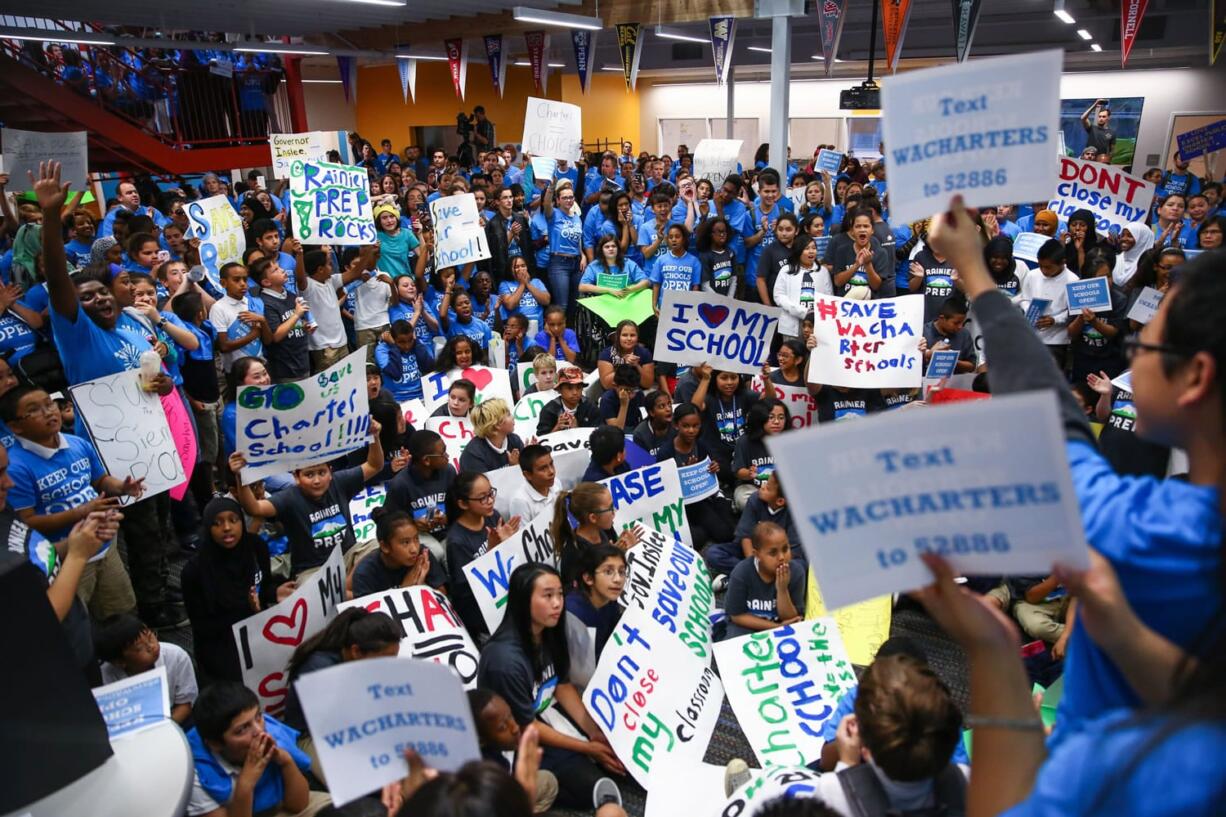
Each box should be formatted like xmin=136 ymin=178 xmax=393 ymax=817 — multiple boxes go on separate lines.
xmin=456 ymin=112 xmax=474 ymax=138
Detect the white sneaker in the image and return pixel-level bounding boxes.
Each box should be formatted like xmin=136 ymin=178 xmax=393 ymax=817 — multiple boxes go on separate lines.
xmin=713 ymin=574 xmax=729 ymax=593
xmin=724 ymin=758 xmax=751 ymax=796
xmin=593 ymin=777 xmax=622 ymax=809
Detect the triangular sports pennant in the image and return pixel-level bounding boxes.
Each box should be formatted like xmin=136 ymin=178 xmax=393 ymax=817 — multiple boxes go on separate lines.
xmin=709 ymin=16 xmax=736 ymax=84
xmin=1121 ymin=0 xmax=1148 ymax=67
xmin=1215 ymin=0 xmax=1225 ymax=65
xmin=818 ymin=0 xmax=848 ymax=76
xmin=615 ymin=23 xmax=643 ymax=92
xmin=572 ymin=29 xmax=596 ymax=94
xmin=880 ymin=0 xmax=913 ymax=72
xmin=397 ymin=56 xmax=413 ymax=104
xmin=952 ymin=0 xmax=982 ymax=63
xmin=484 ymin=34 xmax=506 ymax=98
xmin=336 ymin=56 xmax=354 ymax=102
xmin=525 ymin=31 xmax=550 ymax=95
xmin=444 ymin=38 xmax=468 ymax=100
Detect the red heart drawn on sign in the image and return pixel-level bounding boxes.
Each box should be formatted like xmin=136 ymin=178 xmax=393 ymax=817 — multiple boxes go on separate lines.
xmin=262 ymin=597 xmax=308 ymax=646
xmin=461 ymin=367 xmax=494 ymax=390
xmin=697 ymin=303 xmax=730 ymax=329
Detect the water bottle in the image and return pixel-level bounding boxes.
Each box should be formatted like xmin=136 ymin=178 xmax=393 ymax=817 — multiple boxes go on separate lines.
xmin=139 ymin=350 xmax=162 ymax=391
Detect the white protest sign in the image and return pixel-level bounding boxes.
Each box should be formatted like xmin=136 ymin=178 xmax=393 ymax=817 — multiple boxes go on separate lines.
xmin=270 ymin=131 xmax=328 ymax=179
xmin=289 ymin=160 xmax=376 ymax=245
xmin=69 ymin=369 xmax=187 ymax=501
xmin=1126 ymin=286 xmax=1163 ymax=325
xmin=617 ymin=526 xmax=716 ymax=665
xmin=92 ymin=666 xmax=170 ymax=739
xmin=431 ymin=193 xmax=491 ymax=269
xmin=768 ymin=391 xmax=1089 ymax=610
xmin=421 ymin=365 xmax=514 ymax=413
xmin=233 ymin=545 xmax=345 ymax=714
xmin=513 ymin=388 xmax=558 ymax=440
xmin=521 ymin=96 xmax=583 ymax=161
xmin=808 ymin=293 xmax=923 ymax=388
xmin=1049 ymin=157 xmax=1155 ymax=232
xmin=237 ymin=349 xmax=370 ymax=482
xmin=462 ymin=507 xmax=556 ymax=633
xmin=751 ymin=378 xmax=819 ymax=429
xmin=184 ymin=194 xmax=245 ymax=286
xmin=644 ymin=761 xmax=727 ymax=817
xmin=881 ymin=50 xmax=1062 ymax=224
xmin=529 ymin=156 xmax=558 ymax=180
xmin=600 ymin=460 xmax=693 ymax=546
xmin=714 ymin=619 xmax=856 ymax=768
xmin=487 ymin=426 xmax=593 ymax=518
xmin=340 ymin=586 xmax=480 ymax=688
xmin=424 ymin=416 xmax=474 ymax=472
xmin=296 ymin=656 xmax=480 ymax=806
xmin=399 ymin=398 xmax=429 ymax=429
xmin=656 ymin=290 xmax=780 ymax=375
xmin=787 ymin=186 xmax=808 ymax=211
xmin=693 ymin=138 xmax=744 ymax=188
xmin=350 ymin=483 xmax=387 ymax=546
xmin=2 ymin=128 xmax=88 ymax=190
xmin=716 ymin=765 xmax=826 ymax=817
xmin=815 ymin=149 xmax=844 ymax=174
xmin=1065 ymin=276 xmax=1113 ymax=313
xmin=678 ymin=458 xmax=719 ymax=504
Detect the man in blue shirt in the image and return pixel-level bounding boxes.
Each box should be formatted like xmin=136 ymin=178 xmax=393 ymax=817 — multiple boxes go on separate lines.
xmin=98 ymin=180 xmax=170 ymax=239
xmin=1157 ymin=151 xmax=1203 ymax=200
xmin=744 ymin=168 xmax=785 ymax=300
xmin=714 ymin=175 xmax=754 ymax=276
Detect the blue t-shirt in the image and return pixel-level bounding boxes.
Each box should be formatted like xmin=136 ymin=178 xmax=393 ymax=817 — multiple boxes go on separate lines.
xmin=0 ymin=295 xmax=44 ymax=364
xmin=497 ymin=279 xmax=547 ymax=324
xmin=49 ymin=303 xmax=154 ymax=390
xmin=64 ymin=239 xmax=93 ymax=268
xmin=582 ymin=206 xmax=609 ymax=251
xmin=548 ymin=209 xmax=583 ymax=257
xmin=389 ymin=301 xmax=434 ymax=347
xmin=1155 ymin=172 xmax=1201 ymax=199
xmin=746 ymin=202 xmax=784 ymax=287
xmin=721 ymin=199 xmax=754 ymax=264
xmin=222 ymin=402 xmax=238 ymax=458
xmin=650 ymin=252 xmax=702 ymax=306
xmin=529 ymin=212 xmax=552 ymax=270
xmin=446 ymin=315 xmax=493 ymax=350
xmin=579 ymin=259 xmax=646 ymax=287
xmin=533 ymin=329 xmax=581 ymax=361
xmin=7 ymin=434 xmax=106 ymax=541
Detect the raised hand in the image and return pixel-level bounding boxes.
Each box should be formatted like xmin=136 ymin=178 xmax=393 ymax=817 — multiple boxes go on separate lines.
xmin=29 ymin=160 xmax=71 ymax=213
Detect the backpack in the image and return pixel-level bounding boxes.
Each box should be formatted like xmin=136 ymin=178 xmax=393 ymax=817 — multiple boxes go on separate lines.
xmin=837 ymin=763 xmax=966 ymax=817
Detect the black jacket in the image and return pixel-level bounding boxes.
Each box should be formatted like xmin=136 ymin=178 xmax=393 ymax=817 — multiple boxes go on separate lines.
xmin=484 ymin=212 xmax=537 ymax=283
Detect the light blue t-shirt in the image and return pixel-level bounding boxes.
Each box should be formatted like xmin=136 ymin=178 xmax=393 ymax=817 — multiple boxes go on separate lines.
xmin=548 ymin=209 xmax=583 ymax=257
xmin=446 ymin=315 xmax=493 ymax=350
xmin=579 ymin=259 xmax=646 ymax=287
xmin=650 ymin=252 xmax=702 ymax=306
xmin=374 ymin=341 xmax=430 ymax=402
xmin=745 ymin=201 xmax=784 ymax=287
xmin=376 ymin=229 xmax=421 ymax=280
xmin=497 ymin=279 xmax=548 ymax=324
xmin=529 ymin=212 xmax=551 ymax=270
xmin=50 ymin=303 xmax=154 ymax=389
xmin=7 ymin=433 xmax=106 ymax=541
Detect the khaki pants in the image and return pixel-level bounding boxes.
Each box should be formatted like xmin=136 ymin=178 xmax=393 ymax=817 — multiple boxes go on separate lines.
xmin=294 ymin=540 xmax=379 ymax=586
xmin=298 ymin=734 xmax=327 ymax=786
xmin=354 ymin=327 xmax=389 ymax=363
xmin=534 ymin=770 xmax=559 ymax=814
xmin=310 ymin=346 xmax=349 ymax=374
xmin=78 ymin=544 xmax=137 ymax=619
xmin=1015 ymin=597 xmax=1068 ymax=643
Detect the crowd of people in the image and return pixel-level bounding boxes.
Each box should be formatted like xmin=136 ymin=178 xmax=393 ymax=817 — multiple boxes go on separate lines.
xmin=0 ymin=104 xmax=1222 ymax=817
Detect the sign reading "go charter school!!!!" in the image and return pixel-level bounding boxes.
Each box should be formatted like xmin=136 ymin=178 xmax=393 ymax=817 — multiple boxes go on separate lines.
xmin=237 ymin=348 xmax=370 ymax=482
xmin=656 ymin=290 xmax=781 ymax=376
xmin=768 ymin=391 xmax=1089 ymax=610
xmin=808 ymin=293 xmax=923 ymax=389
xmin=289 ymin=160 xmax=376 ymax=245
xmin=881 ymin=50 xmax=1062 ymax=225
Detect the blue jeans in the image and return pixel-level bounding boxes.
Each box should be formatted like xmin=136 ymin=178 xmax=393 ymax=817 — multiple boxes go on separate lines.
xmin=547 ymin=255 xmax=580 ymax=317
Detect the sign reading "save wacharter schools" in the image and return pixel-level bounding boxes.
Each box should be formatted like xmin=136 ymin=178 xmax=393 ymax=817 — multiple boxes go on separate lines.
xmin=808 ymin=293 xmax=923 ymax=389
xmin=656 ymin=290 xmax=780 ymax=376
xmin=289 ymin=160 xmax=376 ymax=245
xmin=881 ymin=50 xmax=1062 ymax=224
xmin=768 ymin=391 xmax=1089 ymax=610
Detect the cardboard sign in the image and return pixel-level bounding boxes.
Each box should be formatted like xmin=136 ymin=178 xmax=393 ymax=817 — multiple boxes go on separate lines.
xmin=806 ymin=569 xmax=893 ymax=667
xmin=1012 ymin=231 xmax=1049 ymax=262
xmin=421 ymin=365 xmax=514 ymax=414
xmin=1065 ymin=276 xmax=1113 ymax=312
xmin=431 ymin=193 xmax=491 ymax=270
xmin=289 ymin=160 xmax=376 ymax=245
xmin=350 ymin=483 xmax=387 ymax=546
xmin=270 ymin=132 xmax=328 ymax=179
xmin=521 ymin=97 xmax=583 ymax=161
xmin=768 ymin=391 xmax=1089 ymax=610
xmin=184 ymin=194 xmax=245 ymax=287
xmin=1126 ymin=286 xmax=1163 ymax=325
xmin=233 ymin=545 xmax=345 ymax=714
xmin=1048 ymin=157 xmax=1155 ymax=231
xmin=1175 ymin=119 xmax=1226 ymax=161
xmin=618 ymin=527 xmax=716 ymax=664
xmin=881 ymin=50 xmax=1062 ymax=224
xmin=237 ymin=349 xmax=370 ymax=482
xmin=92 ymin=666 xmax=170 ymax=739
xmin=678 ymin=458 xmax=719 ymax=504
xmin=751 ymin=378 xmax=820 ymax=429
xmin=339 ymin=586 xmax=480 ymax=688
xmin=808 ymin=294 xmax=923 ymax=389
xmin=815 ymin=149 xmax=844 ymax=174
xmin=399 ymin=398 xmax=428 ymax=429
xmin=1 ymin=128 xmax=88 ymax=190
xmin=600 ymin=460 xmax=693 ymax=545
xmin=714 ymin=619 xmax=856 ymax=768
xmin=462 ymin=507 xmax=556 ymax=633
xmin=657 ymin=290 xmax=780 ymax=376
xmin=69 ymin=369 xmax=187 ymax=501
xmin=693 ymin=138 xmax=744 ymax=188
xmin=296 ymin=657 xmax=480 ymax=806
xmin=925 ymin=349 xmax=961 ymax=380
xmin=424 ymin=416 xmax=474 ymax=472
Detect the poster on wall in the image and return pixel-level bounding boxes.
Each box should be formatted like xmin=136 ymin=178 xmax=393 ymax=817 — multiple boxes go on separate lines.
xmin=1164 ymin=112 xmax=1226 ymax=179
xmin=1058 ymin=97 xmax=1146 ymax=166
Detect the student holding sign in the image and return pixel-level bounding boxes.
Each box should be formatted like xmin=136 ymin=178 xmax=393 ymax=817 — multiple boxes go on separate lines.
xmin=656 ymin=403 xmax=736 ymax=550
xmin=920 ymin=298 xmax=977 ymax=375
xmin=1067 ymin=250 xmax=1128 ymax=393
xmin=445 ymin=472 xmax=522 ymax=640
xmin=1019 ymin=240 xmax=1079 ymax=366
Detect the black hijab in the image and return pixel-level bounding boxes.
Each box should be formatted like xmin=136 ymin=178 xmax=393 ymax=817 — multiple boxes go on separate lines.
xmin=195 ymin=496 xmax=267 ymax=603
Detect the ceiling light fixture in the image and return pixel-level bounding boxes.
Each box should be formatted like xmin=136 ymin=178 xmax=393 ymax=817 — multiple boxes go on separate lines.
xmin=302 ymin=79 xmax=344 ymax=83
xmin=395 ymin=53 xmax=448 ymax=61
xmin=1090 ymin=43 xmax=1102 ymax=52
xmin=0 ymin=32 xmax=113 ymax=46
xmin=513 ymin=60 xmax=565 ymax=67
xmin=1075 ymin=28 xmax=1093 ymax=40
xmin=746 ymin=46 xmax=772 ymax=53
xmin=600 ymin=65 xmax=623 ymax=71
xmin=236 ymin=43 xmax=329 ymax=55
xmin=340 ymin=0 xmax=405 ymax=5
xmin=1053 ymin=0 xmax=1076 ymax=24
xmin=654 ymin=25 xmax=707 ymax=44
xmin=512 ymin=7 xmax=602 ymax=31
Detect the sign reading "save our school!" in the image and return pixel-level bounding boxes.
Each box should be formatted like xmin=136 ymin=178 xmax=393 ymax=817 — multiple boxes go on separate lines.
xmin=881 ymin=50 xmax=1062 ymax=225
xmin=808 ymin=293 xmax=924 ymax=388
xmin=656 ymin=290 xmax=780 ymax=376
xmin=184 ymin=194 xmax=246 ymax=287
xmin=289 ymin=160 xmax=376 ymax=245
xmin=431 ymin=193 xmax=492 ymax=270
xmin=768 ymin=391 xmax=1089 ymax=610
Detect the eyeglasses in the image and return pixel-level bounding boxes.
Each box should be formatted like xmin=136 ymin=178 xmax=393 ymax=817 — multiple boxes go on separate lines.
xmin=596 ymin=566 xmax=628 ymax=578
xmin=1123 ymin=338 xmax=1193 ymax=361
xmin=18 ymin=400 xmax=59 ymax=421
xmin=467 ymin=488 xmax=498 ymax=503
xmin=592 ymin=506 xmax=614 ymax=515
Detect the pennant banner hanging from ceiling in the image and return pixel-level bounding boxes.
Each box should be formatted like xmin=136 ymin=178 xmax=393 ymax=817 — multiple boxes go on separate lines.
xmin=818 ymin=0 xmax=848 ymax=76
xmin=484 ymin=34 xmax=506 ymax=98
xmin=880 ymin=0 xmax=913 ymax=72
xmin=1121 ymin=0 xmax=1148 ymax=67
xmin=444 ymin=38 xmax=468 ymax=100
xmin=1215 ymin=0 xmax=1225 ymax=65
xmin=525 ymin=31 xmax=550 ymax=95
xmin=572 ymin=30 xmax=596 ymax=93
xmin=615 ymin=23 xmax=643 ymax=92
xmin=397 ymin=56 xmax=417 ymax=104
xmin=709 ymin=16 xmax=736 ymax=84
xmin=952 ymin=0 xmax=982 ymax=63
xmin=336 ymin=55 xmax=354 ymax=102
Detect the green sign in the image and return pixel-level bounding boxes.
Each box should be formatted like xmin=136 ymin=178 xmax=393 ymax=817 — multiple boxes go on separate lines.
xmin=578 ymin=288 xmax=655 ymax=326
xmin=597 ymin=272 xmax=629 ymax=290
